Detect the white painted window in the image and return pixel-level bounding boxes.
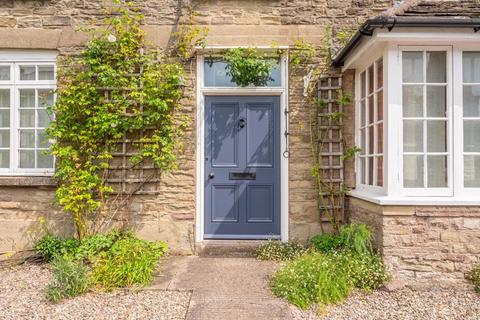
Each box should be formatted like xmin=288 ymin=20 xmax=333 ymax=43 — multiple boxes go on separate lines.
xmin=0 ymin=53 xmax=56 ymax=176
xmin=358 ymin=58 xmax=384 ymax=188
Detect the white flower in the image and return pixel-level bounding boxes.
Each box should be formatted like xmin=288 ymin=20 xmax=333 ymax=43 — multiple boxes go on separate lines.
xmin=111 ymin=123 xmax=117 ymax=128
xmin=107 ymin=34 xmax=117 ymax=43
xmin=48 ymin=138 xmax=56 ymax=144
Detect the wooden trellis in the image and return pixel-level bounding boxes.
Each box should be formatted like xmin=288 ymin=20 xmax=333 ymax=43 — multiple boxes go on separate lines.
xmin=316 ymin=74 xmax=345 ymax=225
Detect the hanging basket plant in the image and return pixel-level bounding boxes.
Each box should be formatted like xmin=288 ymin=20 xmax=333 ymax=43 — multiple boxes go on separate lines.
xmin=222 ymin=48 xmax=277 ymax=87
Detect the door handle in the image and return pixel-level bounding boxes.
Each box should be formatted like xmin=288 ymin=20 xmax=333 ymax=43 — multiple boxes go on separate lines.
xmin=238 ymin=118 xmax=246 ymax=128
xmin=209 ymin=172 xmax=215 ymax=179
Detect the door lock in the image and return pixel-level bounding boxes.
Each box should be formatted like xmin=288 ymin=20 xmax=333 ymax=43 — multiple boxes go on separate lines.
xmin=208 ymin=172 xmax=215 ymax=179
xmin=238 ymin=118 xmax=246 ymax=128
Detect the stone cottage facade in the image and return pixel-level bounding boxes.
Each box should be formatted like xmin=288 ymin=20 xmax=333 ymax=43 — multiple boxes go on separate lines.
xmin=0 ymin=0 xmax=479 ymax=288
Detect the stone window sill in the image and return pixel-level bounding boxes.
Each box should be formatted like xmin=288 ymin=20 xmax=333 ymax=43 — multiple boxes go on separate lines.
xmin=0 ymin=176 xmax=57 ymax=187
xmin=348 ymin=190 xmax=480 ymax=206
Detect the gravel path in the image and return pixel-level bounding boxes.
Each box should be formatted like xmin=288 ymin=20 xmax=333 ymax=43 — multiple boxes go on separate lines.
xmin=291 ymin=289 xmax=480 ymax=320
xmin=0 ymin=263 xmax=191 ymax=320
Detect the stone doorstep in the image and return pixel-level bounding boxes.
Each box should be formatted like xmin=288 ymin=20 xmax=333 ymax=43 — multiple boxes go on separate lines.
xmin=195 ymin=240 xmax=265 ymax=257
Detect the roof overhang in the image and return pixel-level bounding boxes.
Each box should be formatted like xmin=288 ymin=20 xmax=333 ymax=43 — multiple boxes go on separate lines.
xmin=332 ymin=16 xmax=480 ymax=67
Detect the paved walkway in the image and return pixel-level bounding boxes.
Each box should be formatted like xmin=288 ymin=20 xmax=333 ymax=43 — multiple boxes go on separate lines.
xmin=150 ymin=256 xmax=294 ymax=320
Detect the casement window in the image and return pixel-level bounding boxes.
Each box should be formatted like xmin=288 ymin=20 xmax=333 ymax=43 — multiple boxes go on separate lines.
xmin=0 ymin=53 xmax=56 ymax=176
xmin=358 ymin=59 xmax=384 ymax=189
xmin=354 ymin=44 xmax=480 ymax=201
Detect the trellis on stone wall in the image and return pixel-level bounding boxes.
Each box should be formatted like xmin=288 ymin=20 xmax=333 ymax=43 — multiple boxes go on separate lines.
xmin=97 ymin=71 xmax=162 ymax=196
xmin=314 ymin=74 xmax=345 ymax=227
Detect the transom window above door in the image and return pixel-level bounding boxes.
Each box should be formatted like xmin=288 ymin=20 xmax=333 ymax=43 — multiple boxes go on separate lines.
xmin=0 ymin=53 xmax=56 ymax=176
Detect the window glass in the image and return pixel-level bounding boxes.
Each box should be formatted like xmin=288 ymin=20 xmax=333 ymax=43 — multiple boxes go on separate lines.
xmin=19 ymin=66 xmax=35 ymax=80
xmin=402 ymin=50 xmax=448 ymax=188
xmin=0 ymin=66 xmax=10 ymax=81
xmin=463 ymin=52 xmax=480 ymax=83
xmin=204 ymin=59 xmax=281 ymax=87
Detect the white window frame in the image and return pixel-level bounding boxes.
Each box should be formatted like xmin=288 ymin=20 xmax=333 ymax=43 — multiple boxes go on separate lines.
xmin=354 ymin=54 xmax=386 ymax=196
xmin=0 ymin=51 xmax=57 ymax=176
xmin=396 ymin=46 xmax=453 ymax=197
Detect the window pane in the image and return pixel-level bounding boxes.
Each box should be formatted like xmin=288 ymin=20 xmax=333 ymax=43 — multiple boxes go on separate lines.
xmin=38 ymin=65 xmax=54 ymax=80
xmin=37 ymin=109 xmax=50 ymax=127
xmin=19 ymin=66 xmax=35 ymax=80
xmin=37 ymin=130 xmax=50 ymax=148
xmin=38 ymin=89 xmax=54 ymax=108
xmin=368 ymin=156 xmax=374 ymax=185
xmin=404 ymin=155 xmax=424 ymax=188
xmin=0 ymin=130 xmax=9 ymax=148
xmin=427 ymin=86 xmax=446 ymax=117
xmin=463 ymin=52 xmax=480 ymax=83
xmin=377 ymin=156 xmax=383 ymax=187
xmin=378 ymin=122 xmax=383 ymax=154
xmin=20 ymin=109 xmax=35 ymax=127
xmin=426 ymin=51 xmax=446 ymax=83
xmin=360 ymin=157 xmax=366 ymax=184
xmin=377 ymin=59 xmax=383 ymax=89
xmin=0 ymin=66 xmax=9 ymax=81
xmin=403 ymin=120 xmax=423 ymax=152
xmin=403 ymin=85 xmax=423 ymax=117
xmin=403 ymin=52 xmax=423 ymax=83
xmin=368 ymin=125 xmax=374 ymax=154
xmin=0 ymin=110 xmax=9 ymax=128
xmin=464 ymin=120 xmax=480 ymax=152
xmin=19 ymin=130 xmax=35 ymax=148
xmin=427 ymin=120 xmax=446 ymax=152
xmin=464 ymin=155 xmax=480 ymax=188
xmin=204 ymin=59 xmax=280 ymax=87
xmin=0 ymin=89 xmax=9 ymax=108
xmin=20 ymin=89 xmax=35 ymax=108
xmin=463 ymin=86 xmax=480 ymax=117
xmin=361 ymin=72 xmax=366 ymax=98
xmin=0 ymin=150 xmax=8 ymax=168
xmin=427 ymin=155 xmax=447 ymax=188
xmin=19 ymin=150 xmax=34 ymax=168
xmin=368 ymin=65 xmax=374 ymax=94
xmin=360 ymin=100 xmax=366 ymax=127
xmin=360 ymin=129 xmax=365 ymax=155
xmin=37 ymin=151 xmax=53 ymax=168
xmin=368 ymin=96 xmax=374 ymax=124
xmin=377 ymin=89 xmax=383 ymax=121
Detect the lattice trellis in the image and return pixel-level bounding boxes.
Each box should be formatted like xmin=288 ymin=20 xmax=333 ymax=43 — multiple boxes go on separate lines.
xmin=315 ymin=74 xmax=345 ymax=225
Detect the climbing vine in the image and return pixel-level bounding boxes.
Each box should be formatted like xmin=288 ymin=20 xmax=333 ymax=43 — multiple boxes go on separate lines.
xmin=47 ymin=1 xmax=206 ymax=239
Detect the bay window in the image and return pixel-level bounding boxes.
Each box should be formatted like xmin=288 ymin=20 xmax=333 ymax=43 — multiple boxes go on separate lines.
xmin=0 ymin=52 xmax=56 ymax=175
xmin=354 ymin=44 xmax=480 ymax=201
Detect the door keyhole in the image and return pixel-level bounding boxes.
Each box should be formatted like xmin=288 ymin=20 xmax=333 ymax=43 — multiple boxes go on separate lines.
xmin=238 ymin=118 xmax=246 ymax=128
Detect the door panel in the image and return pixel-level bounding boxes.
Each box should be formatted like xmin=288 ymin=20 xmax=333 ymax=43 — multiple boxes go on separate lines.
xmin=246 ymin=103 xmax=274 ymax=167
xmin=205 ymin=96 xmax=281 ymax=238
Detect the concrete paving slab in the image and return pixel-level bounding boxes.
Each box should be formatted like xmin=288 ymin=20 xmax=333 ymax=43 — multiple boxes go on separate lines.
xmin=150 ymin=256 xmax=293 ymax=320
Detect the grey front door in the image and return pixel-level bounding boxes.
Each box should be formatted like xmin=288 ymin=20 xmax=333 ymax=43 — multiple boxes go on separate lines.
xmin=205 ymin=96 xmax=281 ymax=239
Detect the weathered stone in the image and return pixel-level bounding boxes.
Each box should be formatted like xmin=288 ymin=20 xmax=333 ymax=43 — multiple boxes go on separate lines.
xmin=42 ymin=16 xmax=71 ymax=26
xmin=0 ymin=17 xmax=16 ymax=27
xmin=381 ymin=279 xmax=406 ymax=292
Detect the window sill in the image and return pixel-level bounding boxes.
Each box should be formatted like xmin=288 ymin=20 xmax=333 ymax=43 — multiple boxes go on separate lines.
xmin=348 ymin=189 xmax=480 ymax=206
xmin=0 ymin=176 xmax=56 ymax=187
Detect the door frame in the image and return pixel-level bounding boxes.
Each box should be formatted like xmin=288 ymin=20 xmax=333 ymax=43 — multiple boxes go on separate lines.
xmin=195 ymin=52 xmax=289 ymax=242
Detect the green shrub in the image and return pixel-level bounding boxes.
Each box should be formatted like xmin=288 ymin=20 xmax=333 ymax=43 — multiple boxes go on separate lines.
xmin=340 ymin=223 xmax=373 ymax=255
xmin=35 ymin=234 xmax=79 ymax=261
xmin=310 ymin=233 xmax=344 ymax=253
xmin=45 ymin=256 xmax=91 ymax=303
xmin=255 ymin=240 xmax=306 ymax=262
xmin=92 ymin=237 xmax=168 ymax=290
xmin=337 ymin=251 xmax=387 ymax=291
xmin=467 ymin=265 xmax=480 ymax=293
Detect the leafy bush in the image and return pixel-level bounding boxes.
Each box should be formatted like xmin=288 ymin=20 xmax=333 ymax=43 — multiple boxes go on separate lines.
xmin=35 ymin=234 xmax=80 ymax=261
xmin=255 ymin=240 xmax=306 ymax=262
xmin=467 ymin=265 xmax=480 ymax=293
xmin=310 ymin=233 xmax=344 ymax=253
xmin=272 ymin=223 xmax=386 ymax=309
xmin=45 ymin=256 xmax=90 ymax=303
xmin=92 ymin=237 xmax=168 ymax=290
xmin=340 ymin=223 xmax=373 ymax=255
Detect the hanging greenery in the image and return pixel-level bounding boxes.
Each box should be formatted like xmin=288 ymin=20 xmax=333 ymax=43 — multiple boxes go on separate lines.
xmin=222 ymin=47 xmax=277 ymax=87
xmin=47 ymin=1 xmax=206 ymax=240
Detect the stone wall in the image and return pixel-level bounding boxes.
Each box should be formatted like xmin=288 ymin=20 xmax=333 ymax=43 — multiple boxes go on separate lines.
xmin=0 ymin=0 xmax=394 ymax=258
xmin=349 ymin=197 xmax=480 ymax=289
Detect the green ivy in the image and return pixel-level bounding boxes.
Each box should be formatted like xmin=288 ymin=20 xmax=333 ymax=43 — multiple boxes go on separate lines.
xmin=47 ymin=1 xmax=203 ymax=239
